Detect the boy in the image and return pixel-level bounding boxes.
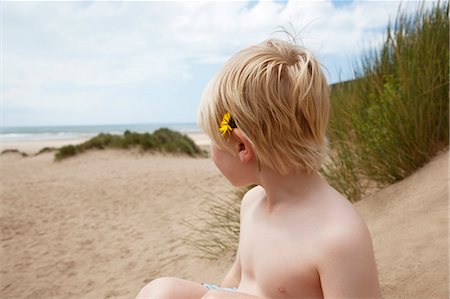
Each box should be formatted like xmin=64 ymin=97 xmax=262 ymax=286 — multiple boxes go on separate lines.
xmin=136 ymin=39 xmax=381 ymax=299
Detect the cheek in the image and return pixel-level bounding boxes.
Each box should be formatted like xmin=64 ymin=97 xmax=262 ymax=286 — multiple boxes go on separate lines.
xmin=211 ymin=146 xmax=234 ymax=177
xmin=210 ymin=145 xmax=221 ymax=166
xmin=211 ymin=146 xmax=227 ymax=170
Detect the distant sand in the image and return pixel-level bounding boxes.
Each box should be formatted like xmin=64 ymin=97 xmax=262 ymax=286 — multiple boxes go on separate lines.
xmin=0 ymin=145 xmax=447 ymax=298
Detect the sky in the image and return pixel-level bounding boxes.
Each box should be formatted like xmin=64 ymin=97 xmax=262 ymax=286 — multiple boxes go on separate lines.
xmin=2 ymin=0 xmax=428 ymax=127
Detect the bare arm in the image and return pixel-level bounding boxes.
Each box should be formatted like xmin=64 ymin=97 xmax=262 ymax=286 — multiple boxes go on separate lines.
xmin=209 ymin=187 xmax=266 ymax=298
xmin=220 ymin=250 xmax=241 ymax=288
xmin=220 ymin=186 xmax=259 ymax=288
xmin=318 ymin=223 xmax=382 ymax=299
xmin=211 ymin=255 xmax=261 ymax=299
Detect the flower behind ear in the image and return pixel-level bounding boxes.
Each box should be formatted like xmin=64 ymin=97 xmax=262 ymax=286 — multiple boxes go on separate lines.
xmin=219 ymin=112 xmax=236 ymax=137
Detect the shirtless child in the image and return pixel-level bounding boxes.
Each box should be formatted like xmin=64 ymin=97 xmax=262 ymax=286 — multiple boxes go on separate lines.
xmin=136 ymin=38 xmax=382 ymax=299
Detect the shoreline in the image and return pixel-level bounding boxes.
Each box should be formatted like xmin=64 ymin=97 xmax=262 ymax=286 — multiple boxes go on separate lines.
xmin=0 ymin=132 xmax=211 ymax=155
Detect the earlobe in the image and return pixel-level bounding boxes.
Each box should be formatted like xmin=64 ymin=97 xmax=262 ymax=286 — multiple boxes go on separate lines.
xmin=238 ymin=145 xmax=248 ymax=162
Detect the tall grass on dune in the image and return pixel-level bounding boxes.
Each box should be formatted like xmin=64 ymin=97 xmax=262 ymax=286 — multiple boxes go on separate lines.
xmin=182 ymin=188 xmax=245 ymax=261
xmin=321 ymin=1 xmax=449 ymax=202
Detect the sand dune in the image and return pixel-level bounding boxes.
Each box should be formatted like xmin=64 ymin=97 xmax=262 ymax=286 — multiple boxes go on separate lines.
xmin=0 ymin=148 xmax=447 ymax=298
xmin=354 ymin=150 xmax=448 ymax=298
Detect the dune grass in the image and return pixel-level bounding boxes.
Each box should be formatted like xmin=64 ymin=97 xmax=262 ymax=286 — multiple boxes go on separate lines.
xmin=182 ymin=188 xmax=245 ymax=260
xmin=36 ymin=147 xmax=57 ymax=155
xmin=321 ymin=1 xmax=449 ymax=202
xmin=55 ymin=128 xmax=205 ymax=161
xmin=1 ymin=149 xmax=29 ymax=157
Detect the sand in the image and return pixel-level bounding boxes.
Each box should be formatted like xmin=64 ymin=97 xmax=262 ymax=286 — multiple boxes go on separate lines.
xmin=0 ymin=149 xmax=234 ymax=299
xmin=354 ymin=150 xmax=449 ymax=298
xmin=0 ymin=141 xmax=448 ymax=298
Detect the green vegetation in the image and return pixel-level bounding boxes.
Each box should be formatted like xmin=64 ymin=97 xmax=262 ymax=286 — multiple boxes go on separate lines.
xmin=182 ymin=188 xmax=243 ymax=260
xmin=1 ymin=149 xmax=28 ymax=157
xmin=54 ymin=128 xmax=205 ymax=161
xmin=1 ymin=147 xmax=56 ymax=158
xmin=321 ymin=2 xmax=449 ymax=202
xmin=36 ymin=147 xmax=57 ymax=155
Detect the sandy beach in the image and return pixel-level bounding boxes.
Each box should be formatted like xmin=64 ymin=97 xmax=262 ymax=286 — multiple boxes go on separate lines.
xmin=0 ymin=137 xmax=448 ymax=298
xmin=1 ymin=148 xmax=234 ymax=298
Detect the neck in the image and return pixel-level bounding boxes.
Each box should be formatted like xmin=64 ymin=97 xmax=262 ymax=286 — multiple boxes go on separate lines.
xmin=255 ymin=167 xmax=325 ymax=212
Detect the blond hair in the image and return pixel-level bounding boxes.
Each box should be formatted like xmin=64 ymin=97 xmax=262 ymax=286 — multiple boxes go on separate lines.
xmin=197 ymin=38 xmax=329 ymax=174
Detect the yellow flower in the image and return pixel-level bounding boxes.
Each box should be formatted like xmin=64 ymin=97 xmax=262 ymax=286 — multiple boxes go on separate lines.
xmin=219 ymin=112 xmax=235 ymax=136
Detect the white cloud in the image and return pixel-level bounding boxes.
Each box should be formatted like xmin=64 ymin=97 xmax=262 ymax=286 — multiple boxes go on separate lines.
xmin=3 ymin=0 xmax=431 ymax=126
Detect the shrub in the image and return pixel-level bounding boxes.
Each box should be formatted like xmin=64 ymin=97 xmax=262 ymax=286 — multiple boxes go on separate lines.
xmin=55 ymin=145 xmax=77 ymax=161
xmin=139 ymin=133 xmax=156 ymax=150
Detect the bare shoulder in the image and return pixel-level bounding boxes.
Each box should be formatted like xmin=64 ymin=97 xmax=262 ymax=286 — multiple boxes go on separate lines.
xmin=314 ymin=188 xmax=382 ymax=298
xmin=331 ymin=189 xmax=370 ymax=233
xmin=240 ymin=185 xmax=265 ymax=217
xmin=317 ymin=188 xmax=372 ymax=252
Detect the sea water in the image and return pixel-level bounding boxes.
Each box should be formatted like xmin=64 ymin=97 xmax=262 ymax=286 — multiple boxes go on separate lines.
xmin=1 ymin=123 xmax=200 ymax=142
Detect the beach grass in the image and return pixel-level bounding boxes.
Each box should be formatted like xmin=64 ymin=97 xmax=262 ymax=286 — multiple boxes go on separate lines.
xmin=182 ymin=188 xmax=246 ymax=260
xmin=54 ymin=128 xmax=205 ymax=161
xmin=321 ymin=1 xmax=449 ymax=202
xmin=1 ymin=149 xmax=29 ymax=157
xmin=36 ymin=147 xmax=58 ymax=155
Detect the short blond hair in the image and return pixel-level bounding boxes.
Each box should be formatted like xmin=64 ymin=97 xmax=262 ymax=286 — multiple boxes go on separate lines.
xmin=197 ymin=38 xmax=329 ymax=174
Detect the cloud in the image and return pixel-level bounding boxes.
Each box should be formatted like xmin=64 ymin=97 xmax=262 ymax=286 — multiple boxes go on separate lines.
xmin=3 ymin=0 xmax=430 ymax=126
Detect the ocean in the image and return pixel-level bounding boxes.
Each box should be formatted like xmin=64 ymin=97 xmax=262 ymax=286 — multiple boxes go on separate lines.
xmin=1 ymin=123 xmax=201 ymax=142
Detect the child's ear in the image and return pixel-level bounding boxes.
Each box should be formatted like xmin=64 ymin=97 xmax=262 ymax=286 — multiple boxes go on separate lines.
xmin=232 ymin=129 xmax=254 ymax=163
